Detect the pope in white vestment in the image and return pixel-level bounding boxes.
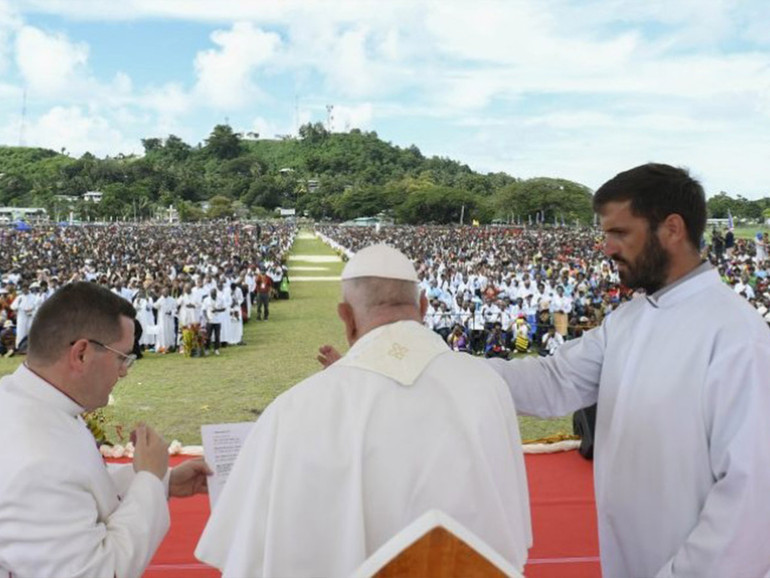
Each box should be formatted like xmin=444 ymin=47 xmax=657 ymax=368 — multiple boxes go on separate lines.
xmin=489 ymin=260 xmax=770 ymax=577
xmin=196 ymin=245 xmax=532 ymax=577
xmin=0 ymin=365 xmax=169 ymax=578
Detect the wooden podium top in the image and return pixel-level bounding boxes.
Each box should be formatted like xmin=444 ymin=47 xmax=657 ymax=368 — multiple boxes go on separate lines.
xmin=352 ymin=511 xmax=524 ymax=578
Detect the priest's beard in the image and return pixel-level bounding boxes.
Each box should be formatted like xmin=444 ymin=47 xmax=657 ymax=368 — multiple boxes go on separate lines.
xmin=614 ymin=232 xmax=670 ymax=294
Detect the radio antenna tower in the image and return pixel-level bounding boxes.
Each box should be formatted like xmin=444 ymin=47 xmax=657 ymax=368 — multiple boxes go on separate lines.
xmin=19 ymin=88 xmax=27 ymax=147
xmin=326 ymin=104 xmax=334 ymax=132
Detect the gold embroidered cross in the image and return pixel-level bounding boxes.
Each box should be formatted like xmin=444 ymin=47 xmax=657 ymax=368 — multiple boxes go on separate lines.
xmin=388 ymin=342 xmax=409 ymax=360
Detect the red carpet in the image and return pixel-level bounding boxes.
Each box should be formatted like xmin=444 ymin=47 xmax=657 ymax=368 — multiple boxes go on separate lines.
xmin=130 ymin=451 xmax=599 ymax=577
xmin=524 ymin=451 xmax=600 ymax=578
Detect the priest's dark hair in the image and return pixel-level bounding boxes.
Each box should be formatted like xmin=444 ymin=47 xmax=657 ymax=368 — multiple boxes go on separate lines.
xmin=28 ymin=281 xmax=136 ymax=364
xmin=593 ymin=163 xmax=707 ymax=249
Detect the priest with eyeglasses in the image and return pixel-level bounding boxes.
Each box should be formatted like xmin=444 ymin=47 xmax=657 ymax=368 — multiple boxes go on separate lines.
xmin=0 ymin=281 xmax=211 ymax=578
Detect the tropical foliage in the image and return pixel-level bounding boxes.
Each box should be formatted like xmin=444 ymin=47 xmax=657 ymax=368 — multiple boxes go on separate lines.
xmin=9 ymin=124 xmax=761 ymax=225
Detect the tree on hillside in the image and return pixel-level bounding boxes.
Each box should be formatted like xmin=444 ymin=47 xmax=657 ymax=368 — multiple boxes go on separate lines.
xmin=207 ymin=195 xmax=233 ymax=219
xmin=396 ymin=185 xmax=490 ymax=224
xmin=141 ymin=138 xmax=163 ymax=154
xmin=334 ymin=184 xmax=389 ymax=220
xmin=707 ymin=192 xmax=733 ymax=219
xmin=205 ymin=124 xmax=244 ymax=160
xmin=707 ymin=191 xmax=769 ymax=222
xmin=164 ymin=135 xmax=193 ymax=161
xmin=495 ymin=177 xmax=593 ymax=225
xmin=177 ymin=200 xmax=205 ymax=222
xmin=298 ymin=122 xmax=329 ymax=144
xmin=244 ymin=175 xmax=284 ymax=210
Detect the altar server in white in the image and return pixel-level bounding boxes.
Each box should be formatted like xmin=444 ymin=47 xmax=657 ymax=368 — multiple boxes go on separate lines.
xmin=133 ymin=288 xmax=156 ymax=349
xmin=0 ymin=282 xmax=210 ymax=578
xmin=10 ymin=283 xmax=37 ymax=348
xmin=196 ymin=244 xmax=532 ymax=577
xmin=177 ymin=282 xmax=201 ymax=329
xmin=488 ymin=164 xmax=770 ymax=578
xmin=153 ymin=286 xmax=177 ymax=352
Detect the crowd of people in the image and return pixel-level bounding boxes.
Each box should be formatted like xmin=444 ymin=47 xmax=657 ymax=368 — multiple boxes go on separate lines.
xmin=2 ymin=218 xmax=768 ymax=361
xmin=0 ymin=222 xmax=295 ymax=357
xmin=1 ymin=162 xmax=770 ymax=578
xmin=318 ymin=222 xmax=770 ymax=357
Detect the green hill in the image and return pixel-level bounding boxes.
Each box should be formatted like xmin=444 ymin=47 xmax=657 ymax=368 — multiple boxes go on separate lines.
xmin=0 ymin=123 xmax=595 ymax=224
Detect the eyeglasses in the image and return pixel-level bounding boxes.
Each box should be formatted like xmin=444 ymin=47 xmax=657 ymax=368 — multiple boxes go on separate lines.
xmin=72 ymin=338 xmax=137 ymax=369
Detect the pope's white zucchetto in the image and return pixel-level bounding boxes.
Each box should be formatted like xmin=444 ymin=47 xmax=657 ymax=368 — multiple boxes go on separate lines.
xmin=341 ymin=244 xmax=419 ymax=283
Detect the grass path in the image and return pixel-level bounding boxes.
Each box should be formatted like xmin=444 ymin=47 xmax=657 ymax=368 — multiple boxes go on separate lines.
xmin=0 ymin=231 xmax=572 ymax=443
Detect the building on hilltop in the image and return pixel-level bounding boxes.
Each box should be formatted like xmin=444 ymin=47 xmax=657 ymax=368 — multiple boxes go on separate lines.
xmin=82 ymin=191 xmax=103 ymax=203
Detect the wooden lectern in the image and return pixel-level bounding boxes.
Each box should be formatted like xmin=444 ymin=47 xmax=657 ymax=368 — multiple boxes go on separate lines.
xmin=351 ymin=510 xmax=525 ymax=578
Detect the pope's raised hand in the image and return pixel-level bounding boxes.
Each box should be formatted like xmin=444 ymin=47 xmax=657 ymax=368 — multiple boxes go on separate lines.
xmin=169 ymin=458 xmax=212 ymax=497
xmin=317 ymin=344 xmax=342 ymax=368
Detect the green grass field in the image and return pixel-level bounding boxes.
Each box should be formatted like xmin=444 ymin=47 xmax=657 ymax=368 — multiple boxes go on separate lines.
xmin=708 ymin=225 xmax=769 ymax=241
xmin=0 ymin=232 xmax=573 ymax=444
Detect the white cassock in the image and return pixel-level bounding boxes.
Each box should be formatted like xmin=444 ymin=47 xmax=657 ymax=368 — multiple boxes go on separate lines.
xmin=229 ymin=287 xmax=244 ymax=344
xmin=191 ymin=287 xmax=208 ymax=325
xmin=220 ymin=290 xmax=233 ymax=344
xmin=244 ymin=274 xmax=256 ymax=319
xmin=0 ymin=365 xmax=169 ymax=578
xmin=196 ymin=320 xmax=531 ymax=577
xmin=10 ymin=293 xmax=36 ymax=347
xmin=154 ymin=296 xmax=176 ymax=350
xmin=134 ymin=297 xmax=156 ymax=347
xmin=488 ymin=263 xmax=770 ymax=578
xmin=177 ymin=293 xmax=201 ymax=328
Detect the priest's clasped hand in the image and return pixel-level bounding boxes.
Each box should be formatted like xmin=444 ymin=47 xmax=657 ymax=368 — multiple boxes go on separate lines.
xmin=132 ymin=423 xmax=169 ymax=480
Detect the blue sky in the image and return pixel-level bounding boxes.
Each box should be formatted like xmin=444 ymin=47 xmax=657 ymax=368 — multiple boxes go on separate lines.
xmin=1 ymin=0 xmax=769 ymax=198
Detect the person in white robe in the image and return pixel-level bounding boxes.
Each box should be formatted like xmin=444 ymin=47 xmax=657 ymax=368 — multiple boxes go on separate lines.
xmin=488 ymin=164 xmax=770 ymax=578
xmin=540 ymin=325 xmax=564 ymax=356
xmin=133 ymin=289 xmax=156 ymax=349
xmin=153 ymin=287 xmax=177 ymax=352
xmin=0 ymin=282 xmax=210 ymax=578
xmin=228 ymin=283 xmax=244 ymax=345
xmin=244 ymin=269 xmax=256 ymax=320
xmin=755 ymin=232 xmax=768 ymax=264
xmin=202 ymin=288 xmax=226 ymax=355
xmin=191 ymin=277 xmax=208 ymax=325
xmin=196 ymin=244 xmax=532 ymax=578
xmin=177 ymin=283 xmax=201 ymax=329
xmin=177 ymin=283 xmax=202 ymax=355
xmin=218 ymin=280 xmax=233 ymax=344
xmin=10 ymin=284 xmax=38 ymax=348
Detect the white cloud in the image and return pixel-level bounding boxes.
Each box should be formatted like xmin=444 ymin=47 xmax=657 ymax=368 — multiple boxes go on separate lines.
xmin=0 ymin=0 xmax=22 ymax=73
xmin=193 ymin=22 xmax=281 ymax=110
xmin=139 ymin=82 xmax=192 ymax=119
xmin=15 ymin=25 xmax=89 ymax=94
xmin=329 ymin=103 xmax=373 ymax=132
xmin=323 ymin=27 xmax=371 ymax=97
xmin=0 ymin=105 xmax=140 ymax=156
xmin=250 ymin=116 xmax=294 ymax=140
xmin=11 ymin=0 xmax=416 ymax=25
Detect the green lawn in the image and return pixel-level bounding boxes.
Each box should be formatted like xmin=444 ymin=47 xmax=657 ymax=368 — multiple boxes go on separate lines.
xmin=0 ymin=232 xmax=573 ymax=444
xmin=707 ymin=225 xmax=769 ymax=241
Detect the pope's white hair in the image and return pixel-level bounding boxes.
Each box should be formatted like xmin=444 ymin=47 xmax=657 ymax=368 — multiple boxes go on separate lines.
xmin=342 ymin=277 xmax=420 ymax=311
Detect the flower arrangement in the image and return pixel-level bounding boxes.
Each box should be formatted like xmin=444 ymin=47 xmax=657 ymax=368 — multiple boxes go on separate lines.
xmin=83 ymin=408 xmax=111 ymax=446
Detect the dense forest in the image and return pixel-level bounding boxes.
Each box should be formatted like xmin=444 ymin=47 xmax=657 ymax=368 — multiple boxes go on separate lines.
xmin=0 ymin=123 xmax=767 ymax=224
